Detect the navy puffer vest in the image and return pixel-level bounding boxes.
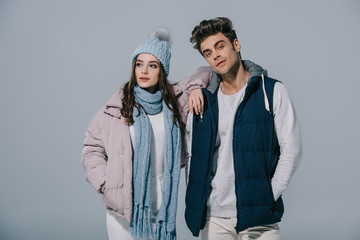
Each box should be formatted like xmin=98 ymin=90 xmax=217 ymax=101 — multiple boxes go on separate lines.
xmin=185 ymin=75 xmax=283 ymax=236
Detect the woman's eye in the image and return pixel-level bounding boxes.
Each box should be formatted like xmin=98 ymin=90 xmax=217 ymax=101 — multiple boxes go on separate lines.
xmin=150 ymin=64 xmax=157 ymax=68
xmin=136 ymin=63 xmax=142 ymax=67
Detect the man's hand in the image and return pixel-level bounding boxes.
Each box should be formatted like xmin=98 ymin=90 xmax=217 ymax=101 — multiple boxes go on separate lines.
xmin=189 ymin=89 xmax=204 ymax=115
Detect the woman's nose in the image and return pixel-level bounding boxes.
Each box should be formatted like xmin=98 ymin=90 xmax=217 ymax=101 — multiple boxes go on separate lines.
xmin=141 ymin=67 xmax=148 ymax=74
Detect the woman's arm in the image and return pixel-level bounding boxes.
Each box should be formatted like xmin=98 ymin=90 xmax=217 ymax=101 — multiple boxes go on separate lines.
xmin=173 ymin=66 xmax=213 ymax=122
xmin=81 ymin=108 xmax=108 ymax=194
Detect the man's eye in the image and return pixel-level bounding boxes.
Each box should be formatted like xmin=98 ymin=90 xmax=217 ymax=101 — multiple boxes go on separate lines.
xmin=218 ymin=45 xmax=224 ymax=49
xmin=205 ymin=52 xmax=212 ymax=57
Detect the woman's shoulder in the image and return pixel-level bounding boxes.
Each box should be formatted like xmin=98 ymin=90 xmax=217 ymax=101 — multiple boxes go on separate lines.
xmin=101 ymin=87 xmax=125 ymax=120
xmin=105 ymin=87 xmax=124 ymax=109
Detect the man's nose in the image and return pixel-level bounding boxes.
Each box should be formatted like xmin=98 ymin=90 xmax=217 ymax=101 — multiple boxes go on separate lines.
xmin=213 ymin=50 xmax=220 ymax=60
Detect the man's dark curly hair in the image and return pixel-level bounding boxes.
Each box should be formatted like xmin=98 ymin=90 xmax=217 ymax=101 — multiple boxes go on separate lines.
xmin=190 ymin=17 xmax=238 ymax=55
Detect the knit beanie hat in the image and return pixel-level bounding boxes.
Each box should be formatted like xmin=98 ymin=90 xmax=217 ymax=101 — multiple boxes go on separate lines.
xmin=131 ymin=28 xmax=171 ymax=76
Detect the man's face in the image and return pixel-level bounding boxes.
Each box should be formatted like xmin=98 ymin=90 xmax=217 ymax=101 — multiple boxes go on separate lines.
xmin=200 ymin=32 xmax=241 ymax=76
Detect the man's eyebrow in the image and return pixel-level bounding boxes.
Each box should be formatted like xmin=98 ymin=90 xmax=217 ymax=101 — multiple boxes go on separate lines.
xmin=202 ymin=49 xmax=210 ymax=55
xmin=214 ymin=40 xmax=225 ymax=48
xmin=202 ymin=40 xmax=225 ymax=55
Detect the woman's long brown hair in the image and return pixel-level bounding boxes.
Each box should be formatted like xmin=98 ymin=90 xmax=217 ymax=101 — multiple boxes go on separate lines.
xmin=121 ymin=57 xmax=185 ymax=132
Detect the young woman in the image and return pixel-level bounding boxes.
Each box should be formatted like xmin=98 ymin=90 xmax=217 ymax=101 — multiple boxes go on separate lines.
xmin=81 ymin=28 xmax=210 ymax=240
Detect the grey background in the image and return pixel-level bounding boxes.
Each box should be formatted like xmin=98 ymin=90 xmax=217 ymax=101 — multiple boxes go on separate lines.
xmin=1 ymin=0 xmax=359 ymax=239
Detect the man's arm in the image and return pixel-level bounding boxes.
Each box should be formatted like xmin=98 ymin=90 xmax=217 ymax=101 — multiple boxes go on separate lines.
xmin=271 ymin=82 xmax=303 ymax=200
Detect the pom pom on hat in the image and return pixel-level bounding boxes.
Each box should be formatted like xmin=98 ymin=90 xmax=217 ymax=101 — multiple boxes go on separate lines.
xmin=149 ymin=28 xmax=172 ymax=48
xmin=131 ymin=28 xmax=172 ymax=76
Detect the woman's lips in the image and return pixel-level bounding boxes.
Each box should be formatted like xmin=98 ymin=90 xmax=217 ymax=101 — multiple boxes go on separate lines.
xmin=139 ymin=77 xmax=150 ymax=82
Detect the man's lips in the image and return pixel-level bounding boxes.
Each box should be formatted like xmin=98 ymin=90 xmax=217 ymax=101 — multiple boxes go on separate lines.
xmin=216 ymin=60 xmax=226 ymax=67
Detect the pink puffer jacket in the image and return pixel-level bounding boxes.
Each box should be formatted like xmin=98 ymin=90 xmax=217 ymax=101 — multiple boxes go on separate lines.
xmin=81 ymin=67 xmax=211 ymax=222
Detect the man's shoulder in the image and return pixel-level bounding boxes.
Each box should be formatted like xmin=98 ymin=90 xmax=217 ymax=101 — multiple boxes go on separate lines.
xmin=265 ymin=76 xmax=282 ymax=84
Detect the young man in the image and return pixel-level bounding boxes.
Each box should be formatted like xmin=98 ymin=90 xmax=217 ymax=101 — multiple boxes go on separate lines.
xmin=184 ymin=17 xmax=302 ymax=240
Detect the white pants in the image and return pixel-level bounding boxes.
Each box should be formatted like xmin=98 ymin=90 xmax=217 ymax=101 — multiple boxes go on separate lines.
xmin=201 ymin=216 xmax=280 ymax=240
xmin=106 ymin=210 xmax=133 ymax=239
xmin=107 ymin=210 xmax=160 ymax=240
xmin=106 ymin=175 xmax=163 ymax=240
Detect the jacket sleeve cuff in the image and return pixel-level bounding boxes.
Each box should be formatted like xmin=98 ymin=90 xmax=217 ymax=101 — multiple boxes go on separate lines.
xmin=184 ymin=66 xmax=213 ymax=96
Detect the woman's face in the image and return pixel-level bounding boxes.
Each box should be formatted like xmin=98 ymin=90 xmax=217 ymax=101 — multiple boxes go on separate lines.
xmin=135 ymin=53 xmax=161 ymax=93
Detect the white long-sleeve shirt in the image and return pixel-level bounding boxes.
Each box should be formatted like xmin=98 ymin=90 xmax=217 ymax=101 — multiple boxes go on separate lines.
xmin=185 ymin=82 xmax=302 ymax=218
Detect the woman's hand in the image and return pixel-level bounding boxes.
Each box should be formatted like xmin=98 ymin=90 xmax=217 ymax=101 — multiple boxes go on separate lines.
xmin=189 ymin=89 xmax=204 ymax=115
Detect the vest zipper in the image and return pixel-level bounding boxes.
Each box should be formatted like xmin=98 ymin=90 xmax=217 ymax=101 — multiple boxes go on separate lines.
xmin=195 ymin=90 xmax=219 ymax=235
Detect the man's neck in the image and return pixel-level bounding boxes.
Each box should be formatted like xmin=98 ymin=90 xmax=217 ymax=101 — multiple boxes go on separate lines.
xmin=220 ymin=61 xmax=249 ymax=95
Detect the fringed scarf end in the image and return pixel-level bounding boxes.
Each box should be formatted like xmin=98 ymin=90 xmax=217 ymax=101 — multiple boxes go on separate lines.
xmin=154 ymin=222 xmax=176 ymax=240
xmin=129 ymin=205 xmax=153 ymax=239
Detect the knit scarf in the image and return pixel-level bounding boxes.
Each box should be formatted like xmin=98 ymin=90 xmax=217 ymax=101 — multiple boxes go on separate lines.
xmin=130 ymin=85 xmax=181 ymax=240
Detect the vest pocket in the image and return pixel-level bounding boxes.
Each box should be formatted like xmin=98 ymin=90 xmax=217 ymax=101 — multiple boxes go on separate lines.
xmin=185 ymin=181 xmax=205 ymax=210
xmin=267 ymin=177 xmax=276 ymax=203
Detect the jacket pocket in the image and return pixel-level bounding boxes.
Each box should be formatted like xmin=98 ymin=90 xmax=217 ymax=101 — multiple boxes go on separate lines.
xmin=103 ymin=187 xmax=124 ymax=215
xmin=105 ymin=153 xmax=125 ymax=189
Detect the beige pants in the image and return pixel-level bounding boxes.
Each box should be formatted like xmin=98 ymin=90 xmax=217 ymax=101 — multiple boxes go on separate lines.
xmin=201 ymin=216 xmax=280 ymax=240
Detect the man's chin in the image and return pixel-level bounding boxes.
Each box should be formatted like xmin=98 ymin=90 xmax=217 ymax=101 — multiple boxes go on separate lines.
xmin=213 ymin=68 xmax=227 ymax=76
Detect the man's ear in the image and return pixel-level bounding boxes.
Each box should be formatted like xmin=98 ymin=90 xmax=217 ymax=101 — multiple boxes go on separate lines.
xmin=233 ymin=39 xmax=241 ymax=52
